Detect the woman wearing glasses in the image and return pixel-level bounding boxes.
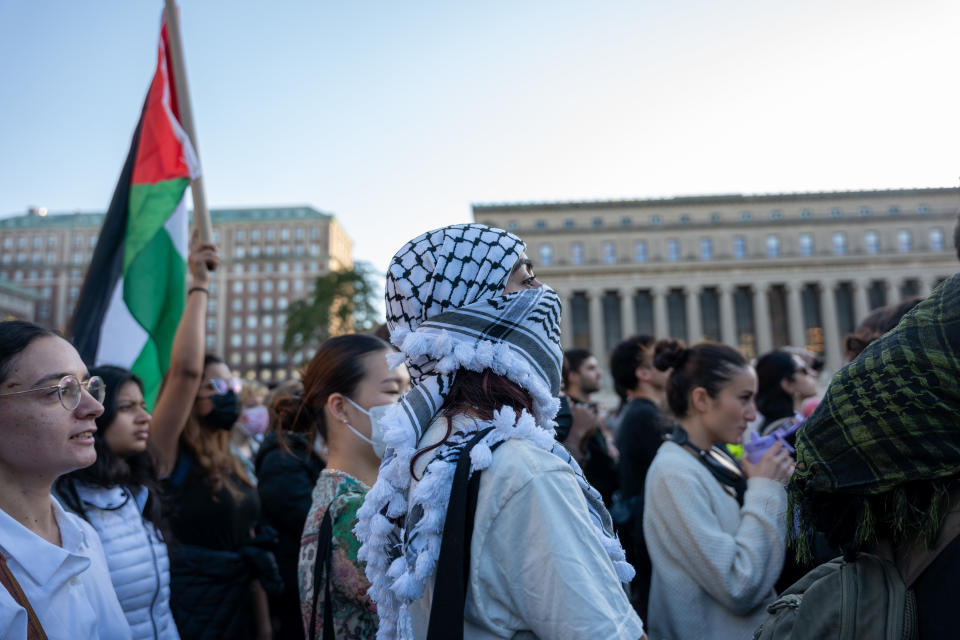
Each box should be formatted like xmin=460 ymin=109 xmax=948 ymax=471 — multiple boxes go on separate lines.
xmin=54 ymin=238 xmax=217 ymax=640
xmin=0 ymin=320 xmax=131 ymax=639
xmin=642 ymin=342 xmax=794 ymax=640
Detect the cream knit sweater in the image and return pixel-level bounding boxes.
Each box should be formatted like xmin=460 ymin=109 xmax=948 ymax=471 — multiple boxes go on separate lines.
xmin=643 ymin=441 xmax=787 ymax=640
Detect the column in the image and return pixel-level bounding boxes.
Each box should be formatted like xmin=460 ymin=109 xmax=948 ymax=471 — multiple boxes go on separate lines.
xmin=853 ymin=279 xmax=870 ymax=325
xmin=819 ymin=279 xmax=842 ymax=373
xmin=917 ymin=278 xmax=932 ymax=298
xmin=785 ymin=281 xmax=805 ymax=348
xmin=652 ymin=286 xmax=669 ymax=339
xmin=718 ymin=283 xmax=737 ymax=346
xmin=588 ymin=288 xmax=604 ymax=357
xmin=215 ymin=265 xmax=228 ymax=356
xmin=620 ymin=288 xmax=634 ymax=339
xmin=54 ymin=270 xmax=69 ymax=330
xmin=685 ymin=286 xmax=702 ymax=344
xmin=753 ymin=283 xmax=773 ymax=355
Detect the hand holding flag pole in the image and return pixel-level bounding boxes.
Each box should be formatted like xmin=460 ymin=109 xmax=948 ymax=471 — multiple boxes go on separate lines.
xmin=163 ymin=0 xmax=215 ymax=268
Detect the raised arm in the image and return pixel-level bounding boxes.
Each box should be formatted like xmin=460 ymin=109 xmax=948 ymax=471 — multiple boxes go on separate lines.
xmin=151 ymin=233 xmax=220 ymax=476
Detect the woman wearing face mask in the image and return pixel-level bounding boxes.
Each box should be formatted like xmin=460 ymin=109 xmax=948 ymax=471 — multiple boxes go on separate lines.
xmin=230 ymin=381 xmax=269 ymax=484
xmin=53 ymin=237 xmax=217 ymax=640
xmin=0 ymin=321 xmax=130 ymax=639
xmin=642 ymin=342 xmax=795 ymax=640
xmin=162 ymin=353 xmax=280 ymax=640
xmin=355 ymin=224 xmax=645 ymax=640
xmin=286 ymin=333 xmax=405 ymax=640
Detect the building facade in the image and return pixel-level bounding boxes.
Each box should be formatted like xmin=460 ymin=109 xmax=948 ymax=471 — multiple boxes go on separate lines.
xmin=474 ymin=188 xmax=959 ymax=373
xmin=0 ymin=205 xmax=352 ymax=383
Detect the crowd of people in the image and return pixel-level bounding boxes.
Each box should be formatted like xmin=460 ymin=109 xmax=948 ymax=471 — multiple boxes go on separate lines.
xmin=0 ymin=217 xmax=958 ymax=639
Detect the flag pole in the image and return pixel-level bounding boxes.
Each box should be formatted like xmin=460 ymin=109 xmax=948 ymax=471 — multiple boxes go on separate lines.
xmin=162 ymin=0 xmax=214 ymax=247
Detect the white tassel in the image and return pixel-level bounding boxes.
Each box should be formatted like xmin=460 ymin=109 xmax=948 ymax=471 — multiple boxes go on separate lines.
xmin=470 ymin=442 xmax=493 ymax=469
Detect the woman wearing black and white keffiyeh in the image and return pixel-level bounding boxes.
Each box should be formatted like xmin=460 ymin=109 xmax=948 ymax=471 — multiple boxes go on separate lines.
xmin=354 ymin=224 xmax=646 ymax=640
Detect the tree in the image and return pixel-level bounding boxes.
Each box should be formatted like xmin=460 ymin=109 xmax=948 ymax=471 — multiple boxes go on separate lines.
xmin=283 ymin=261 xmax=381 ymax=362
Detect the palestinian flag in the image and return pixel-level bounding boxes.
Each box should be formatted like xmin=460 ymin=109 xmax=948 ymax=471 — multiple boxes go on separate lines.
xmin=72 ymin=19 xmax=199 ymax=408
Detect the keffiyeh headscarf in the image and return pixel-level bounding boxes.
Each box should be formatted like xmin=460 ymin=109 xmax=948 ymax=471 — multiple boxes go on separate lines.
xmin=354 ymin=224 xmax=633 ymax=640
xmin=789 ymin=273 xmax=960 ymax=560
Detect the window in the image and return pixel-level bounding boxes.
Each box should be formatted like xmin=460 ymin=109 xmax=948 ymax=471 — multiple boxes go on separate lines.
xmin=740 ymin=211 xmax=752 ymax=221
xmin=733 ymin=236 xmax=747 ymax=259
xmin=231 ymin=317 xmax=242 ymax=329
xmin=261 ymin=351 xmax=272 ymax=364
xmin=535 ymin=220 xmax=547 ymax=229
xmin=710 ymin=213 xmax=722 ymax=223
xmin=235 ymin=230 xmax=246 ymax=242
xmin=679 ymin=215 xmax=691 ymax=224
xmin=918 ymin=205 xmax=929 ymax=214
xmin=249 ymin=246 xmax=260 ymax=258
xmin=800 ymin=209 xmax=812 ymax=218
xmin=293 ymin=279 xmax=304 ymax=292
xmin=279 ymin=263 xmax=289 ymax=273
xmin=247 ymin=298 xmax=258 ymax=311
xmin=263 ymin=280 xmax=274 ymax=293
xmin=564 ymin=219 xmax=575 ymax=229
xmin=538 ymin=244 xmax=553 ymax=267
xmin=2 ymin=238 xmax=11 ymax=249
xmin=206 ymin=317 xmax=215 ymax=331
xmin=859 ymin=207 xmax=871 ymax=217
xmin=248 ymin=280 xmax=258 ymax=293
xmin=248 ymin=264 xmax=258 ymax=274
xmin=32 ymin=237 xmax=41 ymax=249
xmin=798 ymin=233 xmax=814 ymax=256
xmin=266 ymin=228 xmax=276 ymax=241
xmin=232 ymin=281 xmax=243 ymax=293
xmin=278 ymin=297 xmax=288 ymax=310
xmin=295 ymin=227 xmax=305 ymax=240
xmin=263 ymin=316 xmax=274 ymax=328
xmin=765 ymin=234 xmax=781 ymax=258
xmin=650 ymin=215 xmax=662 ymax=225
xmin=262 ymin=334 xmax=273 ymax=347
xmin=311 ymin=227 xmax=320 ymax=240
xmin=666 ymin=239 xmax=680 ymax=262
xmin=263 ymin=298 xmax=273 ymax=310
xmin=864 ymin=231 xmax=879 ymax=254
xmin=280 ymin=227 xmax=291 ymax=240
xmin=232 ymin=299 xmax=242 ymax=311
xmin=246 ymin=333 xmax=257 ymax=346
xmin=571 ymin=243 xmax=584 ymax=265
xmin=832 ymin=231 xmax=848 ymax=255
xmin=897 ymin=229 xmax=912 ymax=252
xmin=88 ymin=234 xmax=98 ymax=247
xmin=205 ymin=335 xmax=216 ymax=350
xmin=770 ymin=210 xmax=783 ymax=220
xmin=71 ymin=236 xmax=82 ymax=248
xmin=209 ymin=282 xmax=218 ymax=295
xmin=251 ymin=229 xmax=261 ymax=241
xmin=620 ymin=217 xmax=632 ymax=227
xmin=278 ymin=279 xmax=289 ymax=293
xmin=233 ymin=264 xmax=244 ymax=274
xmin=230 ymin=353 xmax=241 ymax=365
xmin=207 ymin=299 xmax=217 ymax=312
xmin=699 ymin=238 xmax=713 ymax=260
xmin=247 ymin=314 xmax=258 ymax=328
xmin=507 ymin=221 xmax=518 ymax=230
xmin=231 ymin=335 xmax=242 ymax=347
xmin=602 ymin=241 xmax=616 ymax=264
xmin=888 ymin=205 xmax=900 ymax=214
xmin=592 ymin=217 xmax=604 ymax=227
xmin=830 ymin=207 xmax=842 ymax=217
xmin=634 ymin=241 xmax=647 ymax=263
xmin=930 ymin=228 xmax=945 ymax=251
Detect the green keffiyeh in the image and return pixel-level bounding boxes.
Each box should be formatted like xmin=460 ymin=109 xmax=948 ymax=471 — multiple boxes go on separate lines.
xmin=789 ymin=273 xmax=960 ymax=560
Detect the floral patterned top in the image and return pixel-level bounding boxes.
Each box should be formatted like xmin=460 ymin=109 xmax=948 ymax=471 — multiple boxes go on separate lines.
xmin=299 ymin=469 xmax=377 ymax=640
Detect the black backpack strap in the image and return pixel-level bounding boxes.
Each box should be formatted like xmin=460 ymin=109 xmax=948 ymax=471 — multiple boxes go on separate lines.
xmin=427 ymin=427 xmax=502 ymax=640
xmin=309 ymin=501 xmax=336 ymax=640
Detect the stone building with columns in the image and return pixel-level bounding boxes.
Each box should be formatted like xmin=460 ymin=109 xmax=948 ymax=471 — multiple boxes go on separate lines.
xmin=474 ymin=187 xmax=959 ymax=374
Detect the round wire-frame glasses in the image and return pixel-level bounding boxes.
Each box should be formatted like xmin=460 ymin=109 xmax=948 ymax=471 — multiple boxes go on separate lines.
xmin=0 ymin=375 xmax=106 ymax=411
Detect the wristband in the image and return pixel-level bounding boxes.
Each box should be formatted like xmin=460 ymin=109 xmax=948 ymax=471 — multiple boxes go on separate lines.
xmin=188 ymin=286 xmax=209 ymax=296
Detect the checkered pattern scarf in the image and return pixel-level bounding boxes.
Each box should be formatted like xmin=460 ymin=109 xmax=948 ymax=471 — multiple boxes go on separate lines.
xmin=354 ymin=224 xmax=632 ymax=640
xmin=789 ymin=273 xmax=960 ymax=559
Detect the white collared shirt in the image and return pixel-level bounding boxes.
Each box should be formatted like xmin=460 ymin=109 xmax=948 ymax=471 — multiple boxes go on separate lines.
xmin=0 ymin=496 xmax=131 ymax=640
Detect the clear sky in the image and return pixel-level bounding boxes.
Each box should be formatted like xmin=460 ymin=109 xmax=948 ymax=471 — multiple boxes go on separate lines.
xmin=1 ymin=0 xmax=958 ymax=272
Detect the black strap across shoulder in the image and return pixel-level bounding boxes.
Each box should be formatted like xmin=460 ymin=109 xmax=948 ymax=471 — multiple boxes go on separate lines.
xmin=309 ymin=501 xmax=336 ymax=640
xmin=427 ymin=427 xmax=502 ymax=640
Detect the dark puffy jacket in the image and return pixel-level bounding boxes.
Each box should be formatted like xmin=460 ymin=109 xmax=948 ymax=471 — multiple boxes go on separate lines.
xmin=169 ymin=536 xmax=282 ymax=640
xmin=254 ymin=431 xmax=325 ymax=640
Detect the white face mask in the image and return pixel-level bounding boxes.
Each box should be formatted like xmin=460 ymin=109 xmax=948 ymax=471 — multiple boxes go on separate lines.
xmin=343 ymin=395 xmax=390 ymax=458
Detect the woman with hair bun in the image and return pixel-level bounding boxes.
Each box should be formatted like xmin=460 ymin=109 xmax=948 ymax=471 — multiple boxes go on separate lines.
xmin=643 ymin=342 xmax=794 ymax=640
xmin=295 ymin=333 xmax=408 ymax=640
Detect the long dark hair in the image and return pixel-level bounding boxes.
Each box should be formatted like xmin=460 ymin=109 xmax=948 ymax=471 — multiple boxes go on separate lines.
xmin=755 ymin=350 xmax=799 ymax=424
xmin=656 ymin=341 xmax=749 ymax=418
xmin=275 ymin=334 xmax=392 ymax=448
xmin=55 ymin=365 xmax=164 ymax=528
xmin=409 ymin=368 xmax=535 ymax=478
xmin=0 ymin=321 xmax=57 ymax=384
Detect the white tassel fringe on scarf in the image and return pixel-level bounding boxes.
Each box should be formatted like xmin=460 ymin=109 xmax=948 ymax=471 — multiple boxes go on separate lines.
xmin=354 ymin=224 xmax=634 ymax=640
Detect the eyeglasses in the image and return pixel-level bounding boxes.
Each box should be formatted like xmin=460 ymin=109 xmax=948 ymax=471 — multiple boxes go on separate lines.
xmin=206 ymin=377 xmax=242 ymax=395
xmin=0 ymin=375 xmax=106 ymax=411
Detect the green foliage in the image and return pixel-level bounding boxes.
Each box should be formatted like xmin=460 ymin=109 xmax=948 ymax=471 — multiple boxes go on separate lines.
xmin=283 ymin=261 xmax=382 ymax=360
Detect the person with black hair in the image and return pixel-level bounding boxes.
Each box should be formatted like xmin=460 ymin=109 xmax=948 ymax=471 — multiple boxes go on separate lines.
xmin=608 ymin=335 xmax=674 ymax=619
xmin=559 ymin=348 xmax=619 ymax=506
xmin=643 ymin=342 xmax=794 ymax=640
xmin=292 ymin=333 xmax=406 ymax=639
xmin=0 ymin=320 xmax=130 ymax=639
xmin=754 ymin=349 xmax=818 ymax=436
xmin=53 ymin=237 xmax=217 ymax=640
